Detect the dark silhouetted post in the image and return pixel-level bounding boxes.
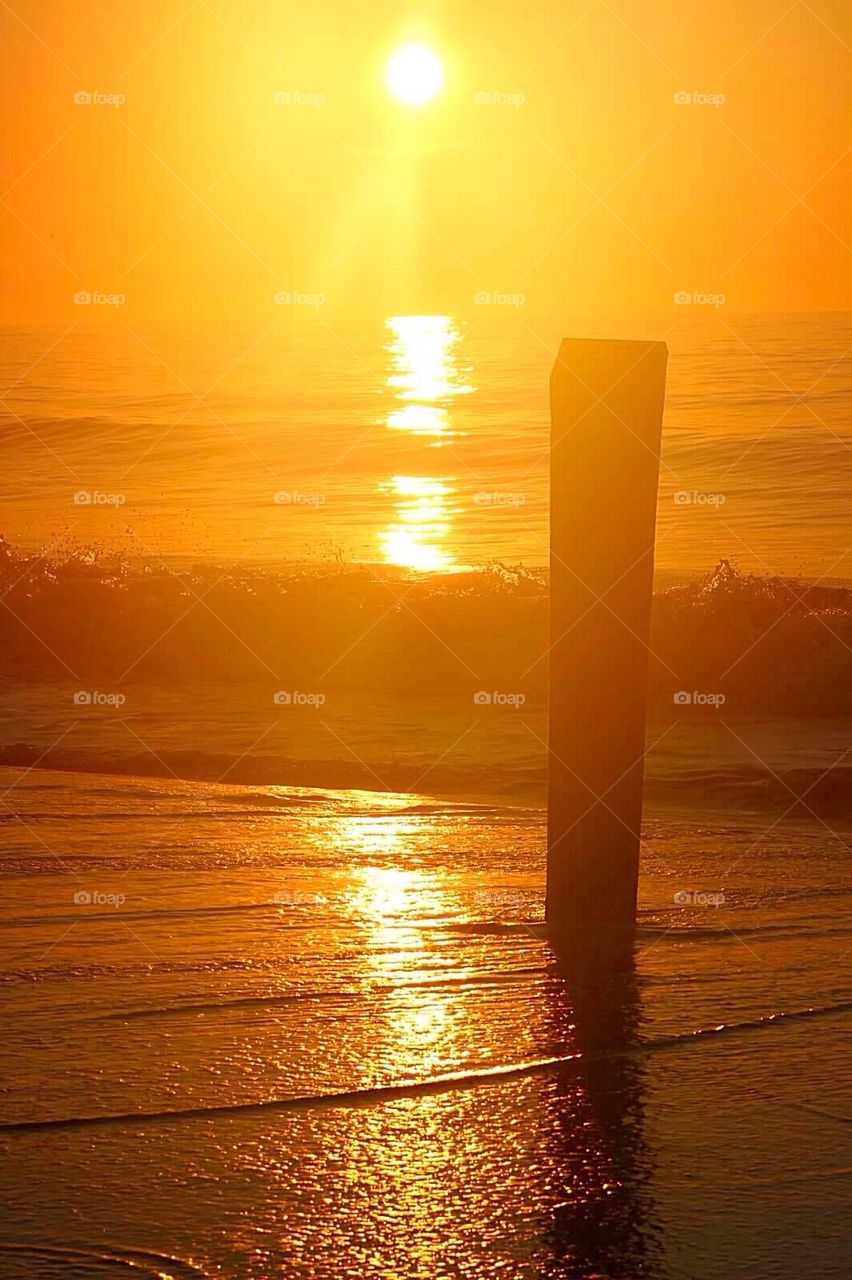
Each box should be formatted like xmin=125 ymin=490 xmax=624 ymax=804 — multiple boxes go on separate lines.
xmin=547 ymin=339 xmax=668 ymax=954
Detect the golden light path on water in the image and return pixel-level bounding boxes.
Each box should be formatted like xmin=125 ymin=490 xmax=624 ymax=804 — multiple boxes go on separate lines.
xmin=379 ymin=315 xmax=473 ymax=572
xmin=378 ymin=475 xmax=457 ymax=572
xmin=332 ymin=811 xmax=469 ymax=1081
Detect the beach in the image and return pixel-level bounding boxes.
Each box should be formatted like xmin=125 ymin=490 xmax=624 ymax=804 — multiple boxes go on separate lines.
xmin=2 ymin=766 xmax=852 ymax=1278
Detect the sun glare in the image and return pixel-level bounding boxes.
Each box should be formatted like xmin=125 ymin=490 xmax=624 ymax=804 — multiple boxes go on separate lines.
xmin=385 ymin=44 xmax=443 ymax=106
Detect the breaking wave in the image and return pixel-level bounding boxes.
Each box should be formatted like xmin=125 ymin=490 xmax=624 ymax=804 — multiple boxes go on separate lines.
xmin=2 ymin=540 xmax=851 ymax=714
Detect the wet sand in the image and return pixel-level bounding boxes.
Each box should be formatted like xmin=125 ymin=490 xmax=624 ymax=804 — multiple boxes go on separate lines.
xmin=1 ymin=768 xmax=851 ymax=1277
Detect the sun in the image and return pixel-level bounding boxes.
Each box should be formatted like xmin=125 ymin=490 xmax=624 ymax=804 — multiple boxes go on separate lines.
xmin=385 ymin=44 xmax=443 ymax=106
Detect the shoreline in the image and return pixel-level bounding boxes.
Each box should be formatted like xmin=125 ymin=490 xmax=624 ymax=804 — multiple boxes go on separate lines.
xmin=3 ymin=755 xmax=851 ymax=826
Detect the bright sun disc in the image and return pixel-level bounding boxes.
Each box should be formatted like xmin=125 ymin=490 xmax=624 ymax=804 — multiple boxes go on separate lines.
xmin=386 ymin=44 xmax=443 ymax=106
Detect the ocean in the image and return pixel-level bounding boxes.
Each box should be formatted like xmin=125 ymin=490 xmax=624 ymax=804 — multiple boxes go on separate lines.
xmin=1 ymin=310 xmax=851 ymax=798
xmin=2 ymin=310 xmax=851 ymax=576
xmin=1 ymin=311 xmax=851 ymax=1277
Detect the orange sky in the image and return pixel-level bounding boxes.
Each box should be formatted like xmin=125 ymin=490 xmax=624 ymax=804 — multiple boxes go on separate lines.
xmin=1 ymin=0 xmax=849 ymax=326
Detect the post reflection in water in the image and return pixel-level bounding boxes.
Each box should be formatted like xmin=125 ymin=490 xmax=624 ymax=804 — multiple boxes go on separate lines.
xmin=540 ymin=952 xmax=659 ymax=1279
xmin=378 ymin=315 xmax=472 ymax=572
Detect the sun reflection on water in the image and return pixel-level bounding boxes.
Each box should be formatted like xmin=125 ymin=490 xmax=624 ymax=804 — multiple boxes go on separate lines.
xmin=385 ymin=314 xmax=471 ymax=429
xmin=378 ymin=475 xmax=457 ymax=572
xmin=379 ymin=315 xmax=473 ymax=572
xmin=330 ymin=814 xmax=466 ymax=1076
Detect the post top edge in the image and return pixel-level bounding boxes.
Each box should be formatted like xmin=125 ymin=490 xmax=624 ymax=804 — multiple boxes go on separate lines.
xmin=555 ymin=337 xmax=668 ymax=356
xmin=551 ymin=338 xmax=668 ymax=384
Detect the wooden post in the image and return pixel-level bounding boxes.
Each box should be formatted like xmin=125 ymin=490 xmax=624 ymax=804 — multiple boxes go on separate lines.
xmin=547 ymin=339 xmax=667 ymax=950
